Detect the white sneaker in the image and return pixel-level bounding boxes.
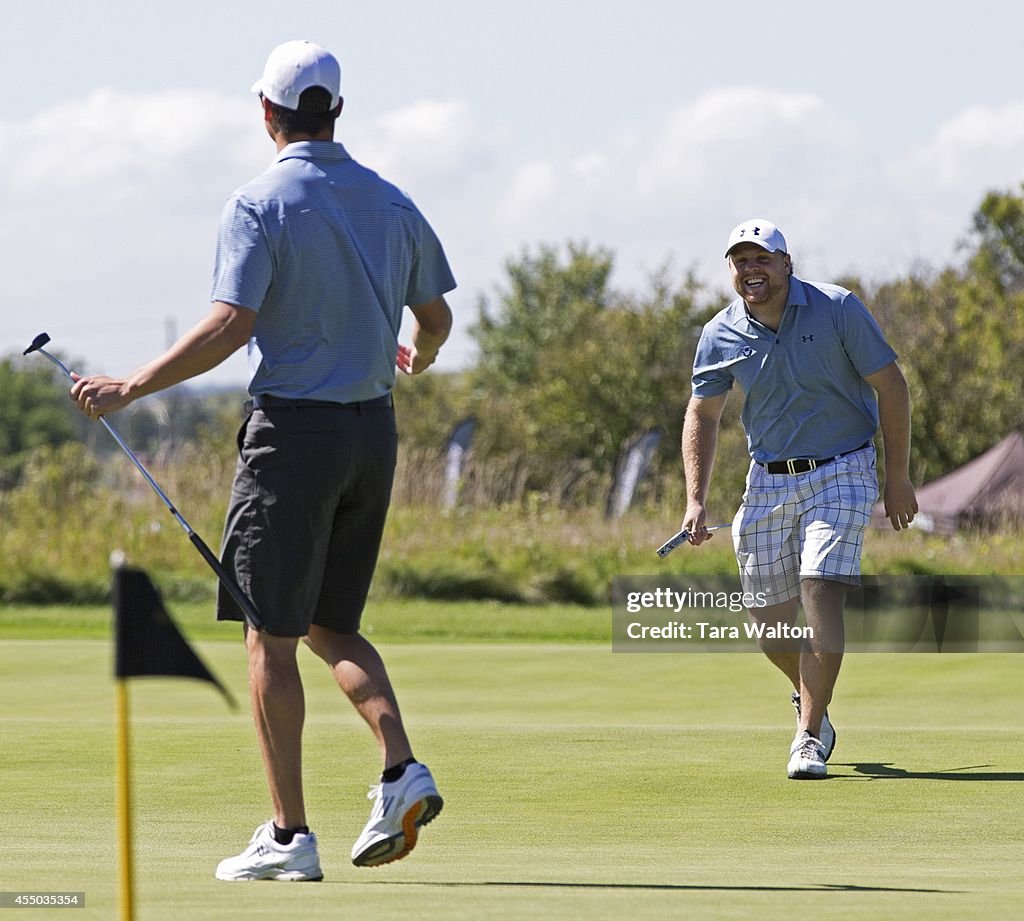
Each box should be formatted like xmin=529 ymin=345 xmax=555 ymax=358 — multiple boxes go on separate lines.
xmin=788 ymin=731 xmax=827 ymax=779
xmin=791 ymin=691 xmax=836 ymax=761
xmin=215 ymin=821 xmax=323 ymax=881
xmin=351 ymin=762 xmax=444 ymax=867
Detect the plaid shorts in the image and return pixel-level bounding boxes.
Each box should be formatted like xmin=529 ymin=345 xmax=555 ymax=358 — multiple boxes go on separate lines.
xmin=732 ymin=446 xmax=878 ymax=606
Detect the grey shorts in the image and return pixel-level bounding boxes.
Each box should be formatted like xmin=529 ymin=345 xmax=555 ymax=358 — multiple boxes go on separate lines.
xmin=217 ymin=400 xmax=397 ymax=637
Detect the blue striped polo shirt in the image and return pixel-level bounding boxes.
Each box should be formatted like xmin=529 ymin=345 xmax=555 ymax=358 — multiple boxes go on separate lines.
xmin=211 ymin=140 xmax=456 ymax=402
xmin=691 ymin=278 xmax=897 ymax=463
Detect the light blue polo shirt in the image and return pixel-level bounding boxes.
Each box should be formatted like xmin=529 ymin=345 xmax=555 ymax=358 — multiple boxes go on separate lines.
xmin=211 ymin=141 xmax=456 ymax=402
xmin=692 ymin=278 xmax=897 ymax=463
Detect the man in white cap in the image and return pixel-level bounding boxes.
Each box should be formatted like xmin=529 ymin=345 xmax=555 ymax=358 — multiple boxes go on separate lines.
xmin=70 ymin=40 xmax=454 ymax=877
xmin=680 ymin=219 xmax=917 ymax=779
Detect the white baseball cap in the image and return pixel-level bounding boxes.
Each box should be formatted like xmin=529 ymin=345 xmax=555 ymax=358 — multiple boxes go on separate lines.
xmin=251 ymin=40 xmax=341 ymax=111
xmin=725 ymin=219 xmax=787 ymax=257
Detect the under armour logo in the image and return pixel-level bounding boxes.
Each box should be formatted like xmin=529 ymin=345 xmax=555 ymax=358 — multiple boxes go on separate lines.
xmin=742 ymin=347 xmax=755 ymax=357
xmin=801 ymin=335 xmax=814 ymax=342
xmin=738 ymin=226 xmax=761 ymax=238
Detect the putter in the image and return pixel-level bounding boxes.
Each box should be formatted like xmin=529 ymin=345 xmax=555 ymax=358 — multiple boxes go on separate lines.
xmin=23 ymin=332 xmax=264 ymax=630
xmin=656 ymin=524 xmax=727 ymax=557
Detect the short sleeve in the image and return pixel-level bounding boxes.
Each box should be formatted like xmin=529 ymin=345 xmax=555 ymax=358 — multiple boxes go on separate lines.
xmin=837 ymin=292 xmax=898 ymax=377
xmin=405 ymin=214 xmax=457 ymax=307
xmin=691 ymin=322 xmax=735 ymax=398
xmin=210 ymin=196 xmax=274 ymax=312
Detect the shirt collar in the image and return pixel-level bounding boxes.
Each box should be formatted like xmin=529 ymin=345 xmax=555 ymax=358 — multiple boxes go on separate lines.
xmin=731 ymin=277 xmax=807 ymax=333
xmin=786 ymin=277 xmax=808 ymax=309
xmin=275 ymin=140 xmax=352 ymax=164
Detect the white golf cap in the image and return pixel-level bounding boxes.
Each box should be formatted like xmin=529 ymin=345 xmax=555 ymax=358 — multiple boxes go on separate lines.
xmin=251 ymin=40 xmax=341 ymax=111
xmin=725 ymin=219 xmax=787 ymax=257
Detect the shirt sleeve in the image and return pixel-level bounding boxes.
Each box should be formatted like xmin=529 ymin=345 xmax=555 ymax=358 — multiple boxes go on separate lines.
xmin=210 ymin=196 xmax=274 ymax=312
xmin=405 ymin=214 xmax=457 ymax=307
xmin=691 ymin=321 xmax=735 ymax=398
xmin=836 ymin=292 xmax=898 ymax=377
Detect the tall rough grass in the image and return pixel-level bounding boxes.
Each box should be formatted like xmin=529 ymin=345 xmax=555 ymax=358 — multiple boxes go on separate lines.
xmin=2 ymin=440 xmax=1021 ymax=605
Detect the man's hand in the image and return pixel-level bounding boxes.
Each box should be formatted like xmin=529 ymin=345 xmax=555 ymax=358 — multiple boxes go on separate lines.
xmin=402 ymin=296 xmax=451 ymax=376
xmin=396 ymin=344 xmax=438 ymax=375
xmin=883 ymin=476 xmax=918 ymax=530
xmin=69 ymin=372 xmax=132 ymax=418
xmin=682 ymin=503 xmax=716 ymax=545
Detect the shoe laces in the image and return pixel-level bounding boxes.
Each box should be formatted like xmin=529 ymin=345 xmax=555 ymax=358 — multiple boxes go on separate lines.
xmin=366 ymin=783 xmax=382 ymax=802
xmin=796 ymin=734 xmax=823 ymax=759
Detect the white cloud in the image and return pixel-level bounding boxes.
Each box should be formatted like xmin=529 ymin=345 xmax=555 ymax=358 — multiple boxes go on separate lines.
xmin=488 ymin=88 xmax=1024 ymax=293
xmin=343 ymin=98 xmax=483 ymax=188
xmin=2 ymin=89 xmax=262 ymax=199
xmin=895 ymin=102 xmax=1024 ymax=192
xmin=0 ymin=89 xmax=482 ymax=380
xmin=498 ymin=161 xmax=558 ymax=225
xmin=491 ymin=88 xmax=868 ymax=288
xmin=883 ymin=102 xmax=1024 ymax=267
xmin=6 ymin=85 xmax=1024 ymax=382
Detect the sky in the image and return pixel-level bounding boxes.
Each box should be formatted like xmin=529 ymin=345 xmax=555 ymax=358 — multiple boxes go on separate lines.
xmin=4 ymin=0 xmax=1024 ymax=387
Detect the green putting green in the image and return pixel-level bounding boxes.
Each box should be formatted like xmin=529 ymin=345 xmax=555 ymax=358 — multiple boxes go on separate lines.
xmin=1 ymin=616 xmax=1022 ymax=920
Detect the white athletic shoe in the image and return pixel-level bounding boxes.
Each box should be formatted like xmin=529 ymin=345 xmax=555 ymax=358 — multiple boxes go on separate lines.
xmin=351 ymin=762 xmax=444 ymax=867
xmin=791 ymin=691 xmax=836 ymax=761
xmin=788 ymin=731 xmax=828 ymax=779
xmin=215 ymin=821 xmax=323 ymax=881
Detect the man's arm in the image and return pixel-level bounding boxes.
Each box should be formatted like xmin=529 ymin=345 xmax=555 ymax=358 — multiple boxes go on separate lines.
xmin=70 ymin=301 xmax=256 ymax=418
xmin=863 ymin=361 xmax=918 ymax=531
xmin=681 ymin=391 xmax=728 ymax=545
xmin=397 ymin=296 xmax=453 ymax=375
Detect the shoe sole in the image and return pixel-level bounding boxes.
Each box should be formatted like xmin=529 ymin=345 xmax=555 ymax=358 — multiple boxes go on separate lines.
xmin=216 ymin=868 xmax=324 ymax=882
xmin=352 ymin=794 xmax=444 ymax=868
xmin=788 ymin=766 xmax=827 ymax=780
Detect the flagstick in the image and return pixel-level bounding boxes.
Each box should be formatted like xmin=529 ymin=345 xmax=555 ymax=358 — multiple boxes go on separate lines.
xmin=116 ymin=681 xmax=135 ymax=921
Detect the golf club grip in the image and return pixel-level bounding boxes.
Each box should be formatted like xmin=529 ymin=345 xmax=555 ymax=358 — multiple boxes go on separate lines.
xmin=187 ymin=532 xmax=265 ymax=630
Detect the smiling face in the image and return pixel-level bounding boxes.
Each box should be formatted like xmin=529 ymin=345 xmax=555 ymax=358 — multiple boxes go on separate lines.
xmin=727 ymin=243 xmax=792 ymax=310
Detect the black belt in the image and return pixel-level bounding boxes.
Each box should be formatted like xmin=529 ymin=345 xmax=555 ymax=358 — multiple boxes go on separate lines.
xmin=244 ymin=393 xmax=393 ymax=413
xmin=757 ymin=441 xmax=871 ymax=475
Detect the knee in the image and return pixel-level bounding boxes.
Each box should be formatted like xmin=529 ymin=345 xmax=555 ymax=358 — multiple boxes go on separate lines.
xmin=246 ymin=629 xmax=300 ymax=666
xmin=304 ymin=624 xmax=362 ymax=662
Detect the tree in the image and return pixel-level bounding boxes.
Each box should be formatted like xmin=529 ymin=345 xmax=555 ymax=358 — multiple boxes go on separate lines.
xmin=0 ymin=357 xmax=78 ymax=488
xmin=868 ymin=188 xmax=1024 ymax=484
xmin=467 ymin=242 xmax=723 ymax=504
xmin=970 ymin=186 xmax=1024 ymax=295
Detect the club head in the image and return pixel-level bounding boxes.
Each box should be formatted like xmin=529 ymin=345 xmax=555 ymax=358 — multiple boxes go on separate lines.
xmin=656 ymin=529 xmax=690 ymax=557
xmin=23 ymin=332 xmax=51 ymax=355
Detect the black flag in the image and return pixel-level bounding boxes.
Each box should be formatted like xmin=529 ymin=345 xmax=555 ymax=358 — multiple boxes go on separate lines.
xmin=113 ymin=567 xmax=235 ymax=708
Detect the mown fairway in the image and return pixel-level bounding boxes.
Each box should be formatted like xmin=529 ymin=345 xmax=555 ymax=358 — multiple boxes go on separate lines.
xmin=1 ymin=604 xmax=1022 ymax=920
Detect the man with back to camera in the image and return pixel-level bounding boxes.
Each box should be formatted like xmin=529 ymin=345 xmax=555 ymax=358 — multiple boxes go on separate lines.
xmin=69 ymin=40 xmax=455 ymax=877
xmin=681 ymin=219 xmax=917 ymax=779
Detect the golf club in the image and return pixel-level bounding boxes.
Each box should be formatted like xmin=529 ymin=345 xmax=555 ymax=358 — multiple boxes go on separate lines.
xmin=656 ymin=524 xmax=728 ymax=557
xmin=23 ymin=332 xmax=264 ymax=630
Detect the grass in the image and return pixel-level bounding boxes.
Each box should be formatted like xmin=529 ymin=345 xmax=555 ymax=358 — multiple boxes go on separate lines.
xmin=1 ymin=617 xmax=1022 ymax=920
xmin=5 ymin=457 xmax=1024 ymax=605
xmin=0 ymin=599 xmax=610 ymax=643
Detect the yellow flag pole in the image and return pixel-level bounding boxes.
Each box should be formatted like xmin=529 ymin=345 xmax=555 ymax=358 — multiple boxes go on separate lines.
xmin=116 ymin=681 xmax=135 ymax=921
